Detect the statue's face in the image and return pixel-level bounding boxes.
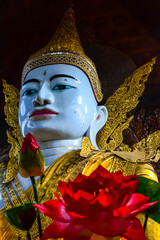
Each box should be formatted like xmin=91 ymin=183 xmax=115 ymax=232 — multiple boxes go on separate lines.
xmin=19 ymin=64 xmax=98 ymax=141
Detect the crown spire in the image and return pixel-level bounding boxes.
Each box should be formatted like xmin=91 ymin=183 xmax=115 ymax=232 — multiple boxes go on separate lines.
xmin=49 ymin=7 xmax=82 ymax=54
xmin=22 ymin=8 xmax=103 ymax=102
xmin=30 ymin=7 xmax=88 ymax=60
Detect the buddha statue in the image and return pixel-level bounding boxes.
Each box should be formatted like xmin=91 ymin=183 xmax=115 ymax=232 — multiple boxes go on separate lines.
xmin=0 ymin=7 xmax=160 ymax=240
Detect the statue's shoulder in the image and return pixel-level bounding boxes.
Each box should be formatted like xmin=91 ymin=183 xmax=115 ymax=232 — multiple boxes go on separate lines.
xmin=82 ymin=149 xmax=158 ymax=182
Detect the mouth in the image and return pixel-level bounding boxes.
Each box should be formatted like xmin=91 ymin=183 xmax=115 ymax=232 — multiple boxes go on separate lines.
xmin=29 ymin=109 xmax=59 ymax=118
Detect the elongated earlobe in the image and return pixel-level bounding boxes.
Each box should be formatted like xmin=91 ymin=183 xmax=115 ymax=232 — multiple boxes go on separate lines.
xmin=86 ymin=105 xmax=108 ymax=149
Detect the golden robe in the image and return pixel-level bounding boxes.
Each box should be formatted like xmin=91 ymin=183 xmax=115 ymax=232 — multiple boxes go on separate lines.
xmin=0 ymin=149 xmax=159 ymax=239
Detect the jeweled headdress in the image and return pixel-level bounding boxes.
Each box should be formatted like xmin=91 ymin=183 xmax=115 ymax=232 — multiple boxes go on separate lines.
xmin=22 ymin=8 xmax=103 ymax=102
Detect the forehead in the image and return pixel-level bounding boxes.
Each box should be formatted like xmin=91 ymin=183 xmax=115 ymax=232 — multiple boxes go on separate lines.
xmin=24 ymin=64 xmax=89 ymax=83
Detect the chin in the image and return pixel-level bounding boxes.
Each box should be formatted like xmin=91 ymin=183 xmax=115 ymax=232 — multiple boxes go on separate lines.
xmin=27 ymin=129 xmax=75 ymax=142
xmin=23 ymin=126 xmax=86 ymax=142
xmin=29 ymin=129 xmax=59 ymax=142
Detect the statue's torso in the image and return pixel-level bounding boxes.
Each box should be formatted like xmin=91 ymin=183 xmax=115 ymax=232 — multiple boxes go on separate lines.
xmin=0 ymin=149 xmax=159 ymax=239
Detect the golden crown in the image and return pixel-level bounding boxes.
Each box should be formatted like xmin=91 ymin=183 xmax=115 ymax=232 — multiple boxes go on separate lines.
xmin=22 ymin=8 xmax=103 ymax=102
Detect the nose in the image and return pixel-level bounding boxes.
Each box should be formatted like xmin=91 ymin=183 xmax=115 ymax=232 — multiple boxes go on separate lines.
xmin=33 ymin=83 xmax=54 ymax=107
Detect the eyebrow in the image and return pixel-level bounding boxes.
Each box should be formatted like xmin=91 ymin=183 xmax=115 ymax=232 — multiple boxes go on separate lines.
xmin=22 ymin=74 xmax=78 ymax=87
xmin=50 ymin=74 xmax=78 ymax=81
xmin=22 ymin=79 xmax=40 ymax=86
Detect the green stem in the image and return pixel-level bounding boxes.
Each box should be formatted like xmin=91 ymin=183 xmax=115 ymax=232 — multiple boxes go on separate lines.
xmin=27 ymin=231 xmax=31 ymax=240
xmin=30 ymin=176 xmax=42 ymax=238
xmin=143 ymin=214 xmax=149 ymax=231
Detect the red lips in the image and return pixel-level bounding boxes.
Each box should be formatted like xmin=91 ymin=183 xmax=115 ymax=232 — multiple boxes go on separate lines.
xmin=29 ymin=109 xmax=58 ymax=118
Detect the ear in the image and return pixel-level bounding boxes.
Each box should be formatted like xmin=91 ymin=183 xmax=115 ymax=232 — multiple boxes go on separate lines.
xmin=86 ymin=105 xmax=108 ymax=149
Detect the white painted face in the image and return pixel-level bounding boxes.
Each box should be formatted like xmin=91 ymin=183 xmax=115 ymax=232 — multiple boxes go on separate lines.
xmin=19 ymin=64 xmax=98 ymax=142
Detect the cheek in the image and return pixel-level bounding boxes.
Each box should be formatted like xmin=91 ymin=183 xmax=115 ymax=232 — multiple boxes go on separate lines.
xmin=57 ymin=91 xmax=86 ymax=114
xmin=19 ymin=98 xmax=32 ymax=121
xmin=75 ymin=100 xmax=96 ymax=126
xmin=58 ymin=91 xmax=96 ymax=128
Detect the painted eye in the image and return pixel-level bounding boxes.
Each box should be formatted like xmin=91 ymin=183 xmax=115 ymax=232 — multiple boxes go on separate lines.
xmin=22 ymin=89 xmax=38 ymax=96
xmin=53 ymin=84 xmax=73 ymax=90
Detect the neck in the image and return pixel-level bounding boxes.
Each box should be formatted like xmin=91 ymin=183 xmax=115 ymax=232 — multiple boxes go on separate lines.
xmin=38 ymin=138 xmax=82 ymax=167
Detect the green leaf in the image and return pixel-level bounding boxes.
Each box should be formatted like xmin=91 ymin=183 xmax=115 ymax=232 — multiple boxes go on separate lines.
xmin=136 ymin=176 xmax=160 ymax=223
xmin=4 ymin=202 xmax=37 ymax=231
xmin=136 ymin=177 xmax=160 ymax=198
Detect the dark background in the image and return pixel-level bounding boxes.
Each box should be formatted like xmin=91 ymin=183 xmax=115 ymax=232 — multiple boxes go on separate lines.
xmin=0 ymin=0 xmax=160 ymax=150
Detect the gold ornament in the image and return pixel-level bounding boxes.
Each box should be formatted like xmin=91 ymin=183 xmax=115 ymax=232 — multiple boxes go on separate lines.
xmin=22 ymin=8 xmax=103 ymax=102
xmin=97 ymin=57 xmax=157 ymax=151
xmin=2 ymin=80 xmax=23 ymax=183
xmin=80 ymin=137 xmax=96 ymax=157
xmin=132 ymin=130 xmax=160 ymax=162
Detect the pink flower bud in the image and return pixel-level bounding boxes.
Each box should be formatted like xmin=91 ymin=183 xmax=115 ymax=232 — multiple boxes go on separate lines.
xmin=19 ymin=133 xmax=45 ymax=178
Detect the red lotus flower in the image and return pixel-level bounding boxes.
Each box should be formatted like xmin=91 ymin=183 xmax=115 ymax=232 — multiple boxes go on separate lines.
xmin=19 ymin=133 xmax=45 ymax=178
xmin=34 ymin=166 xmax=158 ymax=240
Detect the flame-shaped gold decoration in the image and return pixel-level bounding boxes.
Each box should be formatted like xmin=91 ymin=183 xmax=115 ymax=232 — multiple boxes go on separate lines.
xmin=97 ymin=57 xmax=157 ymax=151
xmin=2 ymin=80 xmax=23 ymax=183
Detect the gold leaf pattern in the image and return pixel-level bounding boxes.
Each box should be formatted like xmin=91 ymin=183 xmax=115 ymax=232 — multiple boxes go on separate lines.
xmin=97 ymin=57 xmax=156 ymax=151
xmin=2 ymin=80 xmax=23 ymax=182
xmin=132 ymin=130 xmax=160 ymax=162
